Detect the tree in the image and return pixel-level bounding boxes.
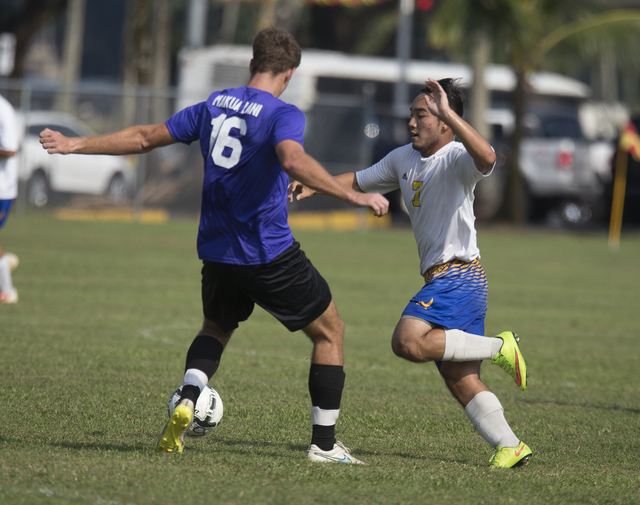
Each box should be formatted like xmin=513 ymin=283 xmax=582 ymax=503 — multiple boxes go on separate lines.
xmin=0 ymin=0 xmax=68 ymax=78
xmin=429 ymin=0 xmax=640 ymax=223
xmin=429 ymin=0 xmax=530 ymax=222
xmin=55 ymin=0 xmax=85 ymax=114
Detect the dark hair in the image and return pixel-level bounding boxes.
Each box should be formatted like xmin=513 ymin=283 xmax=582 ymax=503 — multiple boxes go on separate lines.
xmin=251 ymin=27 xmax=302 ymax=76
xmin=419 ymin=78 xmax=465 ymax=118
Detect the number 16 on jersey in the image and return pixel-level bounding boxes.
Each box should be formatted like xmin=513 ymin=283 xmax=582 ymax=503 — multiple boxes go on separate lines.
xmin=209 ymin=114 xmax=247 ymax=169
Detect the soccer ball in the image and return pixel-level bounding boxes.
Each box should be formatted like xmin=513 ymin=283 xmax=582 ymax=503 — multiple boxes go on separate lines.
xmin=168 ymin=385 xmax=223 ymax=437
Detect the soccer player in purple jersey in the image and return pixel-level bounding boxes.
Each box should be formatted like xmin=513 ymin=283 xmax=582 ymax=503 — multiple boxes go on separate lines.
xmin=40 ymin=27 xmax=388 ymax=462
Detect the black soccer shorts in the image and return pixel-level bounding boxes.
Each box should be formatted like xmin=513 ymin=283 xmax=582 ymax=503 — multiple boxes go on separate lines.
xmin=201 ymin=241 xmax=332 ymax=333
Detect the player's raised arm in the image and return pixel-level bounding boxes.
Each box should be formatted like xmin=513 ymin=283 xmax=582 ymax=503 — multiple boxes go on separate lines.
xmin=423 ymin=78 xmax=495 ymax=174
xmin=277 ymin=139 xmax=388 ymax=217
xmin=39 ymin=123 xmax=176 ymax=156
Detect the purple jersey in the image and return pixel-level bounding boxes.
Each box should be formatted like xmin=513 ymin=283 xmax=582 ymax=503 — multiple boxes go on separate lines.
xmin=166 ymin=86 xmax=305 ymax=265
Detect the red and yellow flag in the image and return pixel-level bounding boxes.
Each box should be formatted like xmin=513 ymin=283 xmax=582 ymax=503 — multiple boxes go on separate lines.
xmin=608 ymin=120 xmax=640 ymax=250
xmin=619 ymin=121 xmax=640 ymax=162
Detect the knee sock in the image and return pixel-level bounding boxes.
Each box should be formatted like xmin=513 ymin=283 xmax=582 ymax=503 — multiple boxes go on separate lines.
xmin=308 ymin=364 xmax=345 ymax=451
xmin=0 ymin=256 xmax=14 ymax=293
xmin=464 ymin=391 xmax=520 ymax=448
xmin=180 ymin=335 xmax=224 ymax=404
xmin=442 ymin=329 xmax=503 ymax=362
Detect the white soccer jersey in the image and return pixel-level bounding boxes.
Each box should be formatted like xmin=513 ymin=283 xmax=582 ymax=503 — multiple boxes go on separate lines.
xmin=356 ymin=141 xmax=493 ymax=275
xmin=0 ymin=95 xmax=19 ymax=200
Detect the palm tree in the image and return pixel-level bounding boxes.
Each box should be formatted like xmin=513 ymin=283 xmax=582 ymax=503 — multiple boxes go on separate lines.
xmin=429 ymin=0 xmax=640 ymax=223
xmin=429 ymin=0 xmax=530 ymax=221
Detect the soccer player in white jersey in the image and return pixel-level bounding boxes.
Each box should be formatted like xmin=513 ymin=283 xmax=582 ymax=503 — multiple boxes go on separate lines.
xmin=290 ymin=78 xmax=532 ymax=468
xmin=0 ymin=93 xmax=20 ymax=304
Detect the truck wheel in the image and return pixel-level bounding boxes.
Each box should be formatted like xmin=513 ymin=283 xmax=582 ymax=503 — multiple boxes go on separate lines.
xmin=27 ymin=171 xmax=49 ymax=207
xmin=107 ymin=173 xmax=128 ymax=205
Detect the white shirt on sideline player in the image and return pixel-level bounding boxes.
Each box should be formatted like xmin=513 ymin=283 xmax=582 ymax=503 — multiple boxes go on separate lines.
xmin=0 ymin=94 xmax=19 ymax=201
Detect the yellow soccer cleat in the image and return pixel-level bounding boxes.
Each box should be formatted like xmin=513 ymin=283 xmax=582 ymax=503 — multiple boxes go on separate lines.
xmin=156 ymin=404 xmax=193 ymax=453
xmin=492 ymin=331 xmax=527 ymax=391
xmin=489 ymin=441 xmax=532 ymax=468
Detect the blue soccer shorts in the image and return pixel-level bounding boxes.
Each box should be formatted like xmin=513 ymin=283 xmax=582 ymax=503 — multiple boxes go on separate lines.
xmin=401 ymin=258 xmax=488 ymax=336
xmin=0 ymin=199 xmax=14 ymax=228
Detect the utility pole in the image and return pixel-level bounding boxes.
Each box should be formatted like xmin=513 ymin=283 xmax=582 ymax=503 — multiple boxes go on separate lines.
xmin=186 ymin=0 xmax=208 ymax=48
xmin=393 ymin=0 xmax=413 ymax=144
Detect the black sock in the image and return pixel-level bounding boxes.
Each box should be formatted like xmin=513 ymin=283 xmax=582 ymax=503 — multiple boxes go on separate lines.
xmin=311 ymin=425 xmax=336 ymax=451
xmin=185 ymin=335 xmax=224 ymax=377
xmin=308 ymin=364 xmax=345 ymax=451
xmin=178 ymin=335 xmax=225 ymax=404
xmin=180 ymin=384 xmax=201 ymax=405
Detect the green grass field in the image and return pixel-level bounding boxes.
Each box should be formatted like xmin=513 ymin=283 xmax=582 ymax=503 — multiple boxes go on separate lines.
xmin=1 ymin=213 xmax=639 ymax=505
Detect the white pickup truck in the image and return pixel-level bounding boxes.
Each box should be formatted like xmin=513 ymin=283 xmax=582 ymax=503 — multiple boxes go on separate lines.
xmin=475 ymin=109 xmax=615 ymax=225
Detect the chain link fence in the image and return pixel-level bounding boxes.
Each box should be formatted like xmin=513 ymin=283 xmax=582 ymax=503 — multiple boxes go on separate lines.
xmin=1 ymin=78 xmax=391 ymax=221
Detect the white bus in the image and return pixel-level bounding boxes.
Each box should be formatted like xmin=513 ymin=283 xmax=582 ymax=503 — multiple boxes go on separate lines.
xmin=176 ymin=45 xmax=590 ymax=113
xmin=177 ymin=46 xmax=610 ymax=222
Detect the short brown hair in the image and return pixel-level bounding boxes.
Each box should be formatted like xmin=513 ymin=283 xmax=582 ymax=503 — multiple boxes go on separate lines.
xmin=251 ymin=27 xmax=301 ymax=76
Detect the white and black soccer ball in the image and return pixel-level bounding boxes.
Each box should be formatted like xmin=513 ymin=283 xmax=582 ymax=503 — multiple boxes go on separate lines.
xmin=168 ymin=385 xmax=223 ymax=437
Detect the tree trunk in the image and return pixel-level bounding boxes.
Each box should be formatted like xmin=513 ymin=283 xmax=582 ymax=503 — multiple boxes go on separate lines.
xmin=468 ymin=29 xmax=500 ymax=221
xmin=220 ymin=2 xmax=241 ymax=44
xmin=151 ymin=0 xmax=172 ymax=124
xmin=8 ymin=0 xmax=67 ymax=78
xmin=257 ymin=0 xmax=304 ymax=34
xmin=55 ymin=0 xmax=85 ymax=114
xmin=506 ymin=66 xmax=528 ymax=225
xmin=120 ymin=0 xmax=153 ymax=127
xmin=469 ymin=30 xmax=491 ymax=141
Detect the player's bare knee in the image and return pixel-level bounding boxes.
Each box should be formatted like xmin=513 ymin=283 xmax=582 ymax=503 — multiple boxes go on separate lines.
xmin=198 ymin=318 xmax=233 ymax=346
xmin=391 ymin=333 xmax=404 ymax=357
xmin=391 ymin=333 xmax=421 ymax=362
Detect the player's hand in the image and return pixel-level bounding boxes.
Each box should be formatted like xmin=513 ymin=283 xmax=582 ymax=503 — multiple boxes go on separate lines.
xmin=39 ymin=128 xmax=72 ymax=154
xmin=350 ymin=192 xmax=389 ymax=217
xmin=287 ymin=180 xmax=316 ymax=202
xmin=423 ymin=78 xmax=451 ymax=120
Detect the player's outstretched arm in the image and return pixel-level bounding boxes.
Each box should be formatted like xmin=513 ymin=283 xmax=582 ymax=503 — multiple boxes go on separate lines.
xmin=39 ymin=123 xmax=176 ymax=156
xmin=278 ymin=140 xmax=388 ymax=217
xmin=288 ymin=172 xmax=360 ymax=202
xmin=424 ymin=78 xmax=495 ymax=174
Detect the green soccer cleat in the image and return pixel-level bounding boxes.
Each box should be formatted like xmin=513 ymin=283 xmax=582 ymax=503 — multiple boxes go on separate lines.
xmin=489 ymin=441 xmax=532 ymax=468
xmin=492 ymin=331 xmax=527 ymax=391
xmin=156 ymin=404 xmax=193 ymax=453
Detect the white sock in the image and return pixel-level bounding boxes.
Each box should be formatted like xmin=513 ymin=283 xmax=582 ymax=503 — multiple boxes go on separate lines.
xmin=442 ymin=329 xmax=503 ymax=361
xmin=465 ymin=391 xmax=520 ymax=448
xmin=311 ymin=406 xmax=340 ymax=426
xmin=0 ymin=256 xmax=14 ymax=293
xmin=182 ymin=368 xmax=209 ymax=392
